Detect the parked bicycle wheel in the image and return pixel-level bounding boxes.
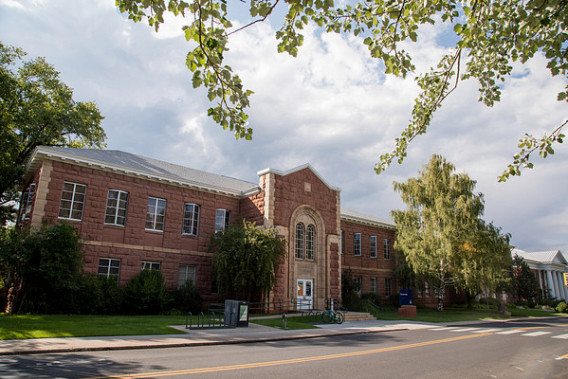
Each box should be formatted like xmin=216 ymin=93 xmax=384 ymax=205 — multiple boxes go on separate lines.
xmin=334 ymin=311 xmax=344 ymax=324
xmin=321 ymin=311 xmax=333 ymax=323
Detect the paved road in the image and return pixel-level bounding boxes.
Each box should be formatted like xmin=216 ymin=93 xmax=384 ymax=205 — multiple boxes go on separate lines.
xmin=2 ymin=320 xmax=567 ymax=378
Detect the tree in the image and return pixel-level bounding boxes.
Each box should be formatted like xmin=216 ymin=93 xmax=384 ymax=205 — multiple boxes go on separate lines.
xmin=392 ymin=154 xmax=509 ymax=310
xmin=0 ymin=42 xmax=106 ymax=225
xmin=209 ymin=219 xmax=285 ymax=302
xmin=116 ymin=0 xmax=566 ymax=180
xmin=0 ymin=222 xmax=84 ymax=314
xmin=511 ymin=254 xmax=540 ymax=304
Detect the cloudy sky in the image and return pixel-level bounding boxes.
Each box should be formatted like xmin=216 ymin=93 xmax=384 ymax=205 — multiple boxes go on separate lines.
xmin=2 ymin=0 xmax=567 ymax=253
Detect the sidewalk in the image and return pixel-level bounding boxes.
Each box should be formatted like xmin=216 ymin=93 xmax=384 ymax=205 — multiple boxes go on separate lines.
xmin=0 ymin=320 xmax=437 ymax=356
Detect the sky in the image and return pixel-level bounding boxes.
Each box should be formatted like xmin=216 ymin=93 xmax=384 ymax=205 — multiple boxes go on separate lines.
xmin=1 ymin=0 xmax=567 ymax=253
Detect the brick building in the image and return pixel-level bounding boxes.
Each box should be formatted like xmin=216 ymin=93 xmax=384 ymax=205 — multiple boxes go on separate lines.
xmin=18 ymin=146 xmax=412 ymax=309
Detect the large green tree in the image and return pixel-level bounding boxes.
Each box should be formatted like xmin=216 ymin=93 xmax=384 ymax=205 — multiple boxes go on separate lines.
xmin=116 ymin=0 xmax=566 ymax=180
xmin=209 ymin=219 xmax=285 ymax=302
xmin=0 ymin=42 xmax=106 ymax=225
xmin=392 ymin=154 xmax=510 ymax=310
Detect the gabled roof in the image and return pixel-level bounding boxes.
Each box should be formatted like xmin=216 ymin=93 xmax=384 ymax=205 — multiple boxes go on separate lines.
xmin=512 ymin=248 xmax=568 ymax=266
xmin=340 ymin=207 xmax=396 ymax=230
xmin=26 ymin=146 xmax=260 ymax=197
xmin=257 ymin=163 xmax=341 ymax=192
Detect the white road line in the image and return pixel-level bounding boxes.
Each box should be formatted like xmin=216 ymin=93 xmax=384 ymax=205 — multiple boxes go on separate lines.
xmin=521 ymin=331 xmax=552 ymax=337
xmin=430 ymin=327 xmax=460 ymax=331
xmin=450 ymin=328 xmax=479 ymax=332
xmin=472 ymin=328 xmax=501 ymax=334
xmin=552 ymin=333 xmax=568 ymax=339
xmin=496 ymin=329 xmax=524 ymax=335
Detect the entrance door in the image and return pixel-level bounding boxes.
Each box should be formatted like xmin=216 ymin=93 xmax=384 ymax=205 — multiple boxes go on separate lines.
xmin=297 ymin=279 xmax=313 ymax=310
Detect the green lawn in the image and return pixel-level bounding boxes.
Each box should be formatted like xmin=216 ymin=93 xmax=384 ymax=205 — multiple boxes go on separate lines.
xmin=0 ymin=314 xmax=189 ymax=340
xmin=1 ymin=308 xmax=565 ymax=340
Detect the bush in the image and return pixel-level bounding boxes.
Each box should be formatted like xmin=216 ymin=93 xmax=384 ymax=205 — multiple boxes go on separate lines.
xmin=361 ymin=292 xmax=381 ymax=306
xmin=556 ymin=301 xmax=567 ymax=313
xmin=171 ymin=280 xmax=202 ymax=314
xmin=123 ymin=270 xmax=169 ymax=314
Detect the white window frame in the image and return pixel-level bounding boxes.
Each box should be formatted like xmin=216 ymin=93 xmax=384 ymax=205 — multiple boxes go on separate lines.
xmin=295 ymin=223 xmax=305 ymax=259
xmin=141 ymin=261 xmax=161 ymax=271
xmin=384 ymin=238 xmax=391 ymax=260
xmin=182 ymin=203 xmax=200 ymax=236
xmin=215 ymin=209 xmax=230 ymax=233
xmin=353 ymin=233 xmax=361 ymax=256
xmin=146 ymin=197 xmax=166 ymax=231
xmin=370 ymin=236 xmax=377 ymax=258
xmin=385 ymin=277 xmax=392 ymax=297
xmin=178 ymin=264 xmax=196 ymax=289
xmin=98 ymin=258 xmax=121 ymax=282
xmin=354 ymin=276 xmax=362 ymax=295
xmin=370 ymin=277 xmax=377 ymax=294
xmin=59 ymin=181 xmax=87 ymax=221
xmin=306 ymin=224 xmax=315 ymax=260
xmin=104 ymin=189 xmax=129 ymax=226
xmin=19 ymin=183 xmax=36 ymax=222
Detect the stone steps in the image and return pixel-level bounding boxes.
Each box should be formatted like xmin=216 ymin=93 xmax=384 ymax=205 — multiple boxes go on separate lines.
xmin=342 ymin=311 xmax=376 ymax=322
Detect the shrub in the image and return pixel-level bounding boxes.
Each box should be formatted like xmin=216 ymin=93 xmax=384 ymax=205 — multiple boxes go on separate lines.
xmin=361 ymin=292 xmax=381 ymax=306
xmin=556 ymin=301 xmax=567 ymax=313
xmin=171 ymin=280 xmax=202 ymax=314
xmin=123 ymin=270 xmax=169 ymax=314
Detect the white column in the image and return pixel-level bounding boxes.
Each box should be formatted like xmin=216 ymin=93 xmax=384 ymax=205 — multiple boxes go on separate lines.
xmin=546 ymin=270 xmax=556 ymax=299
xmin=557 ymin=271 xmax=567 ymax=301
xmin=553 ymin=271 xmax=563 ymax=301
xmin=536 ymin=269 xmax=544 ymax=296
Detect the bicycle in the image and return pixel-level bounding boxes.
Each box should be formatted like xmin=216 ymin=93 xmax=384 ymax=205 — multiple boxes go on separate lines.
xmin=321 ymin=309 xmax=344 ymax=324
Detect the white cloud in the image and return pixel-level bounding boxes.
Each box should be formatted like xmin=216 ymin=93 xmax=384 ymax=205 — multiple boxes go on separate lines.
xmin=1 ymin=0 xmax=566 ymax=252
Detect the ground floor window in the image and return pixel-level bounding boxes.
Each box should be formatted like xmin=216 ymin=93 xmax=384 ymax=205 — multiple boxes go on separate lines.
xmin=370 ymin=277 xmax=377 ymax=293
xmin=98 ymin=258 xmax=121 ymax=283
xmin=178 ymin=264 xmax=196 ymax=289
xmin=354 ymin=276 xmax=362 ymax=295
xmin=385 ymin=277 xmax=392 ymax=297
xmin=141 ymin=261 xmax=161 ymax=271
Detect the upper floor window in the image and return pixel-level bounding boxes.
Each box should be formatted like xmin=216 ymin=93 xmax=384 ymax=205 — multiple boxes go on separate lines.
xmin=353 ymin=233 xmax=361 ymax=256
xmin=370 ymin=236 xmax=377 ymax=258
xmin=182 ymin=203 xmax=200 ymax=236
xmin=306 ymin=225 xmax=315 ymax=260
xmin=146 ymin=197 xmax=166 ymax=231
xmin=104 ymin=190 xmax=129 ymax=226
xmin=141 ymin=261 xmax=161 ymax=271
xmin=340 ymin=230 xmax=345 ymax=255
xmin=215 ymin=209 xmax=230 ymax=233
xmin=384 ymin=238 xmax=391 ymax=259
xmin=19 ymin=183 xmax=36 ymax=223
xmin=295 ymin=223 xmax=305 ymax=259
xmin=59 ymin=181 xmax=87 ymax=221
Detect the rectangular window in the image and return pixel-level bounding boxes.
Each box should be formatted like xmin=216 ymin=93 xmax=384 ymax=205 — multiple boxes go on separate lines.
xmin=104 ymin=190 xmax=129 ymax=226
xmin=370 ymin=236 xmax=377 ymax=258
xmin=425 ymin=281 xmax=430 ymax=296
xmin=340 ymin=230 xmax=345 ymax=255
xmin=354 ymin=276 xmax=362 ymax=295
xmin=146 ymin=197 xmax=166 ymax=231
xmin=215 ymin=209 xmax=230 ymax=233
xmin=384 ymin=238 xmax=391 ymax=260
xmin=178 ymin=264 xmax=196 ymax=289
xmin=59 ymin=181 xmax=87 ymax=220
xmin=353 ymin=233 xmax=361 ymax=256
xmin=98 ymin=258 xmax=121 ymax=283
xmin=19 ymin=183 xmax=36 ymax=222
xmin=385 ymin=278 xmax=392 ymax=297
xmin=370 ymin=277 xmax=377 ymax=294
xmin=141 ymin=261 xmax=161 ymax=271
xmin=182 ymin=203 xmax=200 ymax=236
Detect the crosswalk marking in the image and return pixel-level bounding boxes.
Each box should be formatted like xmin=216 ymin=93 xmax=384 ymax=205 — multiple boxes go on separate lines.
xmin=522 ymin=331 xmax=552 ymax=337
xmin=472 ymin=328 xmax=501 ymax=334
xmin=551 ymin=333 xmax=568 ymax=339
xmin=496 ymin=329 xmax=524 ymax=335
xmin=450 ymin=328 xmax=479 ymax=332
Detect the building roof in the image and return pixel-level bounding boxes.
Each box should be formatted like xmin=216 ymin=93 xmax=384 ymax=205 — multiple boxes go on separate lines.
xmin=340 ymin=207 xmax=396 ymax=230
xmin=512 ymin=248 xmax=568 ymax=267
xmin=257 ymin=163 xmax=341 ymax=192
xmin=26 ymin=146 xmax=261 ymax=197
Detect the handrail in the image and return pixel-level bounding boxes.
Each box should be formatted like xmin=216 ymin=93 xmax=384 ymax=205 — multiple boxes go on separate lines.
xmin=362 ymin=299 xmax=381 ymax=319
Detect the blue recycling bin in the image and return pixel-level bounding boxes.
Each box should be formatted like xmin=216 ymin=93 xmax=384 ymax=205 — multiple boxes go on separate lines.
xmin=399 ymin=289 xmax=413 ymax=306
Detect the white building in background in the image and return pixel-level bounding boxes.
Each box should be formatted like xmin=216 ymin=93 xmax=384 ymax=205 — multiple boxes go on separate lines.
xmin=512 ymin=249 xmax=568 ymax=301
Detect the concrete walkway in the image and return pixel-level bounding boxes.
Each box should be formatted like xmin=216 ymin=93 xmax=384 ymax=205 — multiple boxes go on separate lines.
xmin=0 ymin=320 xmax=437 ymax=356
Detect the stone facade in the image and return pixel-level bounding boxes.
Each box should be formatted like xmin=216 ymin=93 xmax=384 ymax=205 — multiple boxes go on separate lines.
xmin=19 ymin=147 xmax=410 ymax=309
